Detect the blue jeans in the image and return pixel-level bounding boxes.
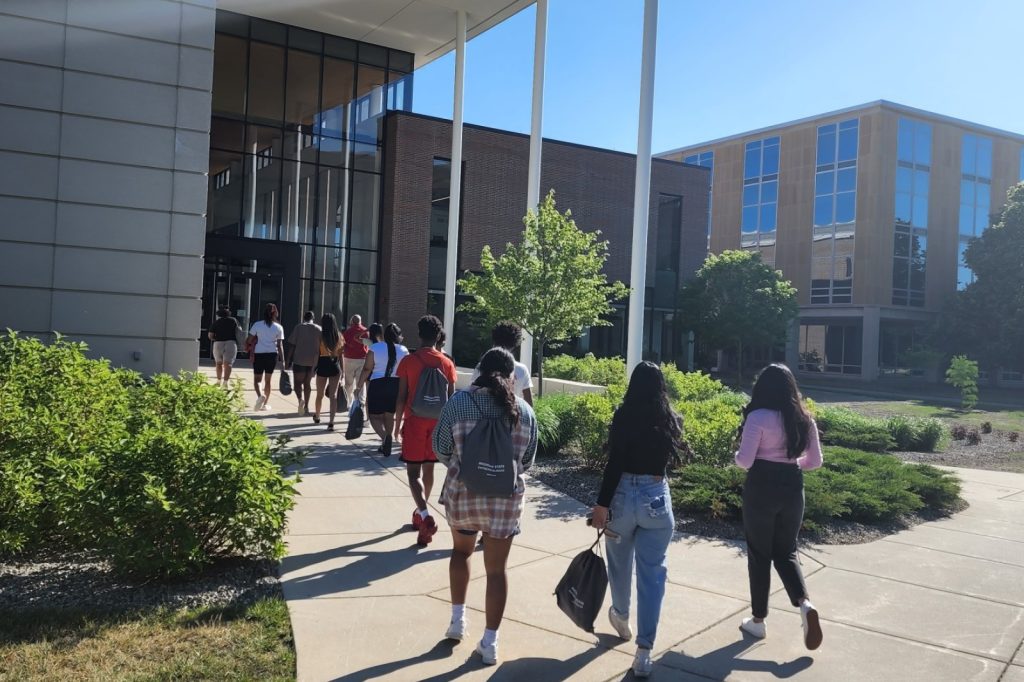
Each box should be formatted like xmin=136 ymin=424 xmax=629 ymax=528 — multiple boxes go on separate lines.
xmin=605 ymin=473 xmax=674 ymax=649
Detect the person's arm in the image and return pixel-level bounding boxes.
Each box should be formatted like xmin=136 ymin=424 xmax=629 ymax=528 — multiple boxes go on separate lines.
xmin=522 ymin=387 xmax=534 ymax=407
xmin=207 ymin=330 xmax=216 ymax=341
xmin=521 ymin=407 xmax=538 ymax=472
xmin=275 ymin=339 xmax=285 ymax=365
xmin=446 ymin=361 xmax=457 ymax=398
xmin=798 ymin=419 xmax=824 ymax=471
xmin=359 ymin=352 xmax=375 ymax=391
xmin=394 ymin=374 xmax=409 ymax=435
xmin=432 ymin=398 xmax=456 ymax=467
xmin=734 ymin=412 xmax=763 ymax=470
xmin=591 ymin=423 xmax=623 ymax=530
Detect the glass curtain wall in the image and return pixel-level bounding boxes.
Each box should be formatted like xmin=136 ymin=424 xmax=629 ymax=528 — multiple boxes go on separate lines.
xmin=810 ymin=119 xmax=857 ymax=304
xmin=957 ymin=134 xmax=993 ymax=289
xmin=740 ymin=137 xmax=779 ymax=264
xmin=892 ymin=119 xmax=931 ymax=307
xmin=207 ymin=11 xmax=413 ymax=323
xmin=683 ymin=151 xmax=713 ymax=246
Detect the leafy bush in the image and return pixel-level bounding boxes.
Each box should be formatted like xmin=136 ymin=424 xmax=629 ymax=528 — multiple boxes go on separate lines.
xmin=543 ymin=353 xmax=625 ymax=387
xmin=0 ymin=332 xmax=299 ymax=576
xmin=565 ymin=393 xmax=616 ymax=469
xmin=533 ymin=393 xmax=575 ymax=456
xmin=815 ymin=405 xmax=894 ymax=452
xmin=951 ymin=424 xmax=968 ymax=440
xmin=980 ymin=421 xmax=993 ymax=434
xmin=885 ymin=415 xmax=947 ymax=452
xmin=946 ymin=355 xmax=979 ymax=410
xmin=677 ymin=395 xmax=743 ymax=467
xmin=966 ymin=429 xmax=981 ymax=445
xmin=662 ymin=366 xmax=725 ymax=402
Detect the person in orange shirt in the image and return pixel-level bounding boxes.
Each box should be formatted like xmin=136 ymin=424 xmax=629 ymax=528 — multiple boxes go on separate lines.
xmin=395 ymin=315 xmax=458 ymax=547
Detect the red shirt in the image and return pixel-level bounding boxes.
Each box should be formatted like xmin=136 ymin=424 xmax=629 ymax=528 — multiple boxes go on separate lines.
xmin=396 ymin=348 xmax=458 ymax=419
xmin=342 ymin=325 xmax=369 ymax=359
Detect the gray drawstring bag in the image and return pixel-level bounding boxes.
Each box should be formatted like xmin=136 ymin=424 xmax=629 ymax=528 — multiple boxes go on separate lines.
xmin=459 ymin=389 xmax=517 ymax=497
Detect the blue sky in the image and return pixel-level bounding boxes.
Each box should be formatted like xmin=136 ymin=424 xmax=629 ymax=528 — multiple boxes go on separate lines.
xmin=410 ymin=0 xmax=1024 ymax=154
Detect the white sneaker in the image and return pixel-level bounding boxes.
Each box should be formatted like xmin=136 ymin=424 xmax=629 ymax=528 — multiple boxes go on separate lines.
xmin=259 ymin=400 xmax=271 ymax=411
xmin=445 ymin=619 xmax=467 ymax=641
xmin=253 ymin=396 xmax=265 ymax=411
xmin=632 ymin=648 xmax=653 ymax=678
xmin=608 ymin=606 xmax=633 ymax=640
xmin=740 ymin=617 xmax=766 ymax=639
xmin=475 ymin=639 xmax=497 ymax=666
xmin=801 ymin=601 xmax=823 ymax=650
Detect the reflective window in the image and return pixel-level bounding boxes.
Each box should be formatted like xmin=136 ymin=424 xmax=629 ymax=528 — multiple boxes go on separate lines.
xmin=428 ymin=158 xmax=455 ymax=305
xmin=957 ymin=133 xmax=993 ymax=289
xmin=683 ymin=151 xmax=713 ymax=242
xmin=799 ymin=323 xmax=862 ymax=375
xmin=892 ymin=118 xmax=931 ymax=307
xmin=740 ymin=136 xmax=779 ymax=260
xmin=813 ymin=119 xmax=858 ymax=304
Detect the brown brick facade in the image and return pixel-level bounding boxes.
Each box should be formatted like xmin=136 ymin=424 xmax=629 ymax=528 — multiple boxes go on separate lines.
xmin=380 ymin=112 xmax=710 ymax=342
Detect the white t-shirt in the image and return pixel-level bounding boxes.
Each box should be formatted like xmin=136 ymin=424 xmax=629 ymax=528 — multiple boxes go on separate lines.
xmin=249 ymin=320 xmax=284 ymax=354
xmin=471 ymin=357 xmax=533 ymax=398
xmin=368 ymin=341 xmax=409 ymax=381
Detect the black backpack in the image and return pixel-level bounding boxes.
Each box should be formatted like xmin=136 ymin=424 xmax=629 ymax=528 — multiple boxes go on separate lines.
xmin=554 ymin=532 xmax=608 ymax=632
xmin=459 ymin=389 xmax=517 ymax=497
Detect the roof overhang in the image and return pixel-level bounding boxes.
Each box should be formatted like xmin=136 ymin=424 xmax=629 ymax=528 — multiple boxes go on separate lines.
xmin=217 ymin=0 xmax=535 ymax=68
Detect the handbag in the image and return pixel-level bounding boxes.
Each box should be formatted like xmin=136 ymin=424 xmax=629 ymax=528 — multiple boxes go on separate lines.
xmin=345 ymin=399 xmax=364 ymax=440
xmin=279 ymin=370 xmax=293 ymax=396
xmin=337 ymin=382 xmax=349 ymax=413
xmin=554 ymin=531 xmax=608 ymax=632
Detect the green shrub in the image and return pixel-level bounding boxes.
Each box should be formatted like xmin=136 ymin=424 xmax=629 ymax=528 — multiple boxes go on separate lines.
xmin=670 ymin=465 xmax=745 ymax=519
xmin=815 ymin=405 xmax=894 ymax=452
xmin=885 ymin=415 xmax=947 ymax=452
xmin=543 ymin=353 xmax=625 ymax=387
xmin=661 ymin=366 xmax=726 ymax=402
xmin=565 ymin=392 xmax=615 ymax=469
xmin=677 ymin=395 xmax=743 ymax=467
xmin=0 ymin=332 xmax=299 ymax=576
xmin=533 ymin=393 xmax=575 ymax=456
xmin=946 ymin=355 xmax=979 ymax=410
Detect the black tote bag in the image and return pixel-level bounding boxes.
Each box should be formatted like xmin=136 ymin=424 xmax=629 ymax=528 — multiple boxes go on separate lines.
xmin=554 ymin=531 xmax=608 ymax=632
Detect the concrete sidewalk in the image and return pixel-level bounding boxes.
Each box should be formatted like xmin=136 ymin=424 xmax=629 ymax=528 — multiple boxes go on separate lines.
xmin=220 ymin=370 xmax=1024 ymax=681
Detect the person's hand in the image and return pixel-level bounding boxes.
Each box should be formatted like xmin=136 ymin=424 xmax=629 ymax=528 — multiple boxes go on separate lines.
xmin=590 ymin=505 xmax=609 ymax=530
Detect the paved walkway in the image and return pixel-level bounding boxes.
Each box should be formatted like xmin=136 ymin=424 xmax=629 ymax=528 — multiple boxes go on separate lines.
xmin=218 ymin=371 xmax=1024 ymax=681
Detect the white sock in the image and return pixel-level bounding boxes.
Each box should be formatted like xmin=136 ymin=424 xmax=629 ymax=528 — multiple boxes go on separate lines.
xmin=451 ymin=604 xmax=465 ymax=622
xmin=482 ymin=628 xmax=498 ymax=646
xmin=418 ymin=508 xmax=429 ymax=520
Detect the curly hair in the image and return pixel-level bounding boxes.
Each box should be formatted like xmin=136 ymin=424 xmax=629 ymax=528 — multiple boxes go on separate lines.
xmin=472 ymin=347 xmax=520 ymax=426
xmin=491 ymin=321 xmax=524 ymax=351
xmin=417 ymin=314 xmax=443 ymax=344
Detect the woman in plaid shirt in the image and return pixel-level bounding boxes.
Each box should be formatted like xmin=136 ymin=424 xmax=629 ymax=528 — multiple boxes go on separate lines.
xmin=432 ymin=347 xmax=537 ymax=666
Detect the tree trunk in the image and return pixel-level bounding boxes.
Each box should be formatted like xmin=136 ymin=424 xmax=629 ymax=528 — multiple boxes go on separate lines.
xmin=536 ymin=335 xmax=545 ymax=398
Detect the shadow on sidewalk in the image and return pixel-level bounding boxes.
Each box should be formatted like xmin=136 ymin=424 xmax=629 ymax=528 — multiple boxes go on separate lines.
xmin=651 ymin=635 xmax=814 ymax=680
xmin=281 ymin=530 xmax=449 ymax=598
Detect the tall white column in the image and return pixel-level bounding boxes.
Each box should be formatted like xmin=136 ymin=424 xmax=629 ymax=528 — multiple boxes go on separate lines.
xmin=520 ymin=0 xmax=547 ymax=374
xmin=443 ymin=9 xmax=467 ymax=355
xmin=625 ymin=0 xmax=659 ymax=374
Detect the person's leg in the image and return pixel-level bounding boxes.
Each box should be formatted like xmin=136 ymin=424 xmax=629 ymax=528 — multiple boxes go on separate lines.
xmin=449 ymin=530 xmax=476 ymax=609
xmin=215 ymin=361 xmax=224 ymax=382
xmin=633 ymin=484 xmax=675 ymax=650
xmin=481 ymin=533 xmax=514 ymax=631
xmin=742 ymin=468 xmax=777 ymax=621
xmin=368 ymin=414 xmax=387 ymax=440
xmin=422 ymin=462 xmax=435 ymax=503
xmin=406 ymin=462 xmax=428 ymax=511
xmin=383 ymin=412 xmax=395 ymax=438
xmin=301 ymin=372 xmax=313 ymax=412
xmin=262 ymin=367 xmax=273 ymax=407
xmin=604 ymin=488 xmax=637 ymax=625
xmin=252 ymin=371 xmax=264 ymax=398
xmin=223 ymin=361 xmax=233 ymax=382
xmin=313 ymin=375 xmax=327 ymax=420
xmin=292 ymin=369 xmax=306 ymax=407
xmin=771 ymin=479 xmax=810 ymax=607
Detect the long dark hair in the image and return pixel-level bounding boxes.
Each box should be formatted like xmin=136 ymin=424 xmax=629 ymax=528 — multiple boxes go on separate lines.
xmin=320 ymin=313 xmax=341 ymax=352
xmin=744 ymin=363 xmax=811 ymax=458
xmin=472 ymin=347 xmax=519 ymax=426
xmin=610 ymin=361 xmax=683 ymax=466
xmin=263 ymin=303 xmax=278 ymax=325
xmin=384 ymin=323 xmax=402 ymax=377
xmin=368 ymin=322 xmax=384 ymax=343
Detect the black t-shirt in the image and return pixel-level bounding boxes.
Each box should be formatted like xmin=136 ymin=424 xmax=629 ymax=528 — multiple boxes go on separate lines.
xmin=596 ymin=407 xmax=681 ymax=507
xmin=210 ymin=316 xmax=240 ymax=342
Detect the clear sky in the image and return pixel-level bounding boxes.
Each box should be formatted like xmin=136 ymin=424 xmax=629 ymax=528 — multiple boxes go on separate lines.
xmin=410 ymin=0 xmax=1024 ymax=154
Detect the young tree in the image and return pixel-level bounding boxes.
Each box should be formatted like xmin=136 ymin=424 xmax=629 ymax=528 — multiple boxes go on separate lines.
xmin=679 ymin=250 xmax=798 ymax=387
xmin=945 ymin=355 xmax=979 ymax=410
xmin=937 ymin=183 xmax=1024 ymax=377
xmin=458 ymin=191 xmax=629 ymax=395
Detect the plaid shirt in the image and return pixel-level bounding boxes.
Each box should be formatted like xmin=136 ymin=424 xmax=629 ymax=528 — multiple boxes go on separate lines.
xmin=433 ymin=388 xmax=538 ymax=538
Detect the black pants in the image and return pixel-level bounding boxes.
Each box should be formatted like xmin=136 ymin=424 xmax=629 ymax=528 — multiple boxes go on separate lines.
xmin=742 ymin=460 xmax=809 ymax=618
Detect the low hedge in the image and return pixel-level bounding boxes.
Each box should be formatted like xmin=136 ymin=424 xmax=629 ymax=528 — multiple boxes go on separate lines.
xmin=670 ymin=447 xmax=961 ymax=530
xmin=0 ymin=332 xmax=299 ymax=576
xmin=812 ymin=405 xmax=894 ymax=452
xmin=543 ymin=353 xmax=626 ymax=387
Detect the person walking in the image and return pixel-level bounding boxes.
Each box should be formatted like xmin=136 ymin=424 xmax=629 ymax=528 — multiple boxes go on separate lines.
xmin=246 ymin=303 xmax=284 ymax=411
xmin=471 ymin=321 xmax=534 ymax=405
xmin=312 ymin=313 xmax=344 ymax=430
xmin=286 ymin=311 xmax=321 ymax=416
xmin=394 ymin=315 xmax=458 ymax=547
xmin=590 ymin=362 xmax=683 ymax=679
xmin=734 ymin=363 xmax=823 ymax=650
xmin=433 ymin=347 xmax=538 ymax=666
xmin=359 ymin=322 xmax=408 ymax=458
xmin=208 ymin=305 xmax=240 ymax=387
xmin=341 ymin=314 xmax=369 ymax=406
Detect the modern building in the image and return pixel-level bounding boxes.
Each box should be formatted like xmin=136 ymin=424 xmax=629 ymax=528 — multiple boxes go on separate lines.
xmin=659 ymin=101 xmax=1024 ymax=382
xmin=0 ymin=0 xmax=687 ymax=374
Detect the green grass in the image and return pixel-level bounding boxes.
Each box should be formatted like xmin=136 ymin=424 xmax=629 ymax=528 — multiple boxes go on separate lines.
xmin=0 ymin=597 xmax=295 ymax=681
xmin=821 ymin=399 xmax=1024 ymax=434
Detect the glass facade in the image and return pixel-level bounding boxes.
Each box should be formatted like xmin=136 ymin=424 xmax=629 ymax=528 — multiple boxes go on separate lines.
xmin=811 ymin=119 xmax=858 ymax=304
xmin=428 ymin=158 xmax=453 ymax=300
xmin=892 ymin=118 xmax=931 ymax=307
xmin=205 ymin=11 xmax=412 ymax=334
xmin=798 ymin=323 xmax=862 ymax=375
xmin=683 ymin=151 xmax=713 ymax=244
xmin=957 ymin=134 xmax=992 ymax=289
xmin=740 ymin=136 xmax=779 ymax=264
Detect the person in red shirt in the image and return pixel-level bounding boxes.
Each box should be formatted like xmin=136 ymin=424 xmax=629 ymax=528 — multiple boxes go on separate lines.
xmin=395 ymin=315 xmax=458 ymax=547
xmin=341 ymin=315 xmax=370 ymax=405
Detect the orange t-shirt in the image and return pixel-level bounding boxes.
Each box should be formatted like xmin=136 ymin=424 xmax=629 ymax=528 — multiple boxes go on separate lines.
xmin=396 ymin=348 xmax=458 ymax=419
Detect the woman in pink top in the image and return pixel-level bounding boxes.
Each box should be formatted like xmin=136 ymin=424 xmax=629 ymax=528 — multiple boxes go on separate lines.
xmin=734 ymin=364 xmax=823 ymax=650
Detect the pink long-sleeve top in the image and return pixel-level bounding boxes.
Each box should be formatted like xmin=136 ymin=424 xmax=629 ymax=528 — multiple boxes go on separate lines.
xmin=734 ymin=409 xmax=823 ymax=471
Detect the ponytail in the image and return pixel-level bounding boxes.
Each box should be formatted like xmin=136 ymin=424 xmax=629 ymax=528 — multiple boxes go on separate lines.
xmin=472 ymin=347 xmax=519 ymax=426
xmin=384 ymin=323 xmax=401 ymax=378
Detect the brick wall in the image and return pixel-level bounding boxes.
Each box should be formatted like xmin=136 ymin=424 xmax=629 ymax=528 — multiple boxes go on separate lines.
xmin=380 ymin=112 xmax=710 ymax=339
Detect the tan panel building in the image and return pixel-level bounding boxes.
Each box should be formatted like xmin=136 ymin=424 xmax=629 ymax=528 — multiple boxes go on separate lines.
xmin=660 ymin=101 xmax=1024 ymax=383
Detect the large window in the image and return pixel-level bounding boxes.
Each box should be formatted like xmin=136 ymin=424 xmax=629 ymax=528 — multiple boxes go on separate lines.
xmin=207 ymin=11 xmax=413 ymax=322
xmin=684 ymin=151 xmax=713 ymax=244
xmin=892 ymin=119 xmax=931 ymax=307
xmin=741 ymin=137 xmax=779 ymax=262
xmin=799 ymin=323 xmax=862 ymax=375
xmin=811 ymin=119 xmax=858 ymax=304
xmin=428 ymin=158 xmax=452 ymax=296
xmin=957 ymin=134 xmax=993 ymax=289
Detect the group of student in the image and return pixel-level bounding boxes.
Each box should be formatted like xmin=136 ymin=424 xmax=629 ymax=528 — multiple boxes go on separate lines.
xmin=209 ymin=303 xmax=825 ymax=676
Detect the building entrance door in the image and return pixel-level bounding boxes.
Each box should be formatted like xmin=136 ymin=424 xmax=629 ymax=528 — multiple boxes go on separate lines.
xmin=200 ymin=258 xmax=285 ymax=359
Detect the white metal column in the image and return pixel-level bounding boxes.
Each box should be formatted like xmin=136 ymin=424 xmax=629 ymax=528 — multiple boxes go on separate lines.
xmin=625 ymin=0 xmax=659 ymax=374
xmin=520 ymin=0 xmax=547 ymax=374
xmin=442 ymin=9 xmax=467 ymax=355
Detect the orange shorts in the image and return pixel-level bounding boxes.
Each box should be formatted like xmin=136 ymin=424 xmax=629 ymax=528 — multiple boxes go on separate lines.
xmin=400 ymin=415 xmax=439 ymax=464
